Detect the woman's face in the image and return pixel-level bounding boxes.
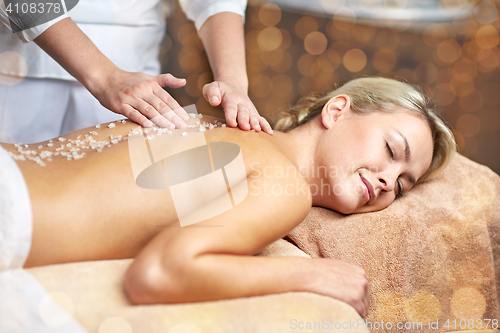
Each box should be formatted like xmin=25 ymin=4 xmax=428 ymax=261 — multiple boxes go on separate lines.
xmin=314 ymin=96 xmax=433 ymax=214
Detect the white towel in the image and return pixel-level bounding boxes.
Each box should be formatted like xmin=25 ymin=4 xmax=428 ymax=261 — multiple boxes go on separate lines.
xmin=0 ymin=144 xmax=32 ymax=271
xmin=0 ymin=145 xmax=87 ymax=332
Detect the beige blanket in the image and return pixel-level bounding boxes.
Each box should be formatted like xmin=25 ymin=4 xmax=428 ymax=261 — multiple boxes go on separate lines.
xmin=288 ymin=153 xmax=500 ymax=332
xmin=28 ymin=239 xmax=367 ymax=333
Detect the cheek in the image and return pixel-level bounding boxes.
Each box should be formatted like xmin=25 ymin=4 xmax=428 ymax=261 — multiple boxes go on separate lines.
xmin=353 ymin=193 xmax=395 ymax=214
xmin=327 ymin=176 xmax=362 ymax=214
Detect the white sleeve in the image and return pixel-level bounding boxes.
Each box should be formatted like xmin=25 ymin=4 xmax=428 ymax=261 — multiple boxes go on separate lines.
xmin=0 ymin=0 xmax=12 ymax=30
xmin=178 ymin=0 xmax=247 ymax=31
xmin=0 ymin=0 xmax=69 ymax=43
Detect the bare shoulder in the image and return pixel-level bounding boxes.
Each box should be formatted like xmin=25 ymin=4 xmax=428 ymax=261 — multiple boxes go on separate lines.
xmin=204 ymin=128 xmax=313 ymax=225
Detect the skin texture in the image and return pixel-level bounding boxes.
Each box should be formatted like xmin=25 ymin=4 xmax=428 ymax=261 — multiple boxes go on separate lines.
xmin=1 ymin=99 xmax=434 ymax=317
xmin=33 ymin=12 xmax=272 ymax=133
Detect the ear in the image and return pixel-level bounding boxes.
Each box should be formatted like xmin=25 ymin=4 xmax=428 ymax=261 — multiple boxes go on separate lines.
xmin=321 ymin=95 xmax=351 ymax=129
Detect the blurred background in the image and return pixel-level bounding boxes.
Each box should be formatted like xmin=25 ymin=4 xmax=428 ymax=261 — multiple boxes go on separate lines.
xmin=161 ymin=0 xmax=500 ymax=175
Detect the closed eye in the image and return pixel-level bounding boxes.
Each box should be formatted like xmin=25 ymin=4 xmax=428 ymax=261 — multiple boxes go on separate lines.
xmin=385 ymin=142 xmax=394 ymax=159
xmin=386 ymin=142 xmax=404 ymax=198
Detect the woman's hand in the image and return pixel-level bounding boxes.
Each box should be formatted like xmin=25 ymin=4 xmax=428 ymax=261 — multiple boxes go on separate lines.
xmin=33 ymin=18 xmax=190 ymax=129
xmin=304 ymin=258 xmax=370 ymax=317
xmin=91 ymin=71 xmax=190 ymax=129
xmin=203 ymin=80 xmax=273 ymax=135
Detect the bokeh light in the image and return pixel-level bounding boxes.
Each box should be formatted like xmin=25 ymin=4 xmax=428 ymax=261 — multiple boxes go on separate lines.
xmin=475 ymin=25 xmax=499 ymax=49
xmin=474 ymin=0 xmax=498 ymax=25
xmin=343 ymin=48 xmax=367 ymax=72
xmin=258 ymin=27 xmax=283 ymax=51
xmin=0 ymin=51 xmax=28 ymax=86
xmin=304 ymin=31 xmax=328 ymax=55
xmin=162 ymin=0 xmax=500 ymax=174
xmin=38 ymin=292 xmax=74 ymax=327
xmin=98 ymin=317 xmax=133 ymax=333
xmin=373 ymin=49 xmax=397 ymax=73
xmin=456 ymin=113 xmax=481 ymax=137
xmin=295 ymin=16 xmax=319 ymax=39
xmin=250 ymin=74 xmax=273 ymax=98
xmin=437 ymin=39 xmax=462 ymax=63
xmin=259 ymin=3 xmax=281 ymax=26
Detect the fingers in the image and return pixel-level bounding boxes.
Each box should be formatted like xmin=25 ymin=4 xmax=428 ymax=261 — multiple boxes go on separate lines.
xmin=154 ymin=73 xmax=187 ymax=89
xmin=236 ymin=106 xmax=252 ymax=131
xmin=203 ymin=82 xmax=222 ymax=107
xmin=152 ymin=84 xmax=189 ymax=125
xmin=119 ymin=104 xmax=157 ymax=128
xmin=259 ymin=116 xmax=273 ymax=135
xmin=223 ymin=98 xmax=239 ymax=129
xmin=126 ymin=98 xmax=173 ymax=128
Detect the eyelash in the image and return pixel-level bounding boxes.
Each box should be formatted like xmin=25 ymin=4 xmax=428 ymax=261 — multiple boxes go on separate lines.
xmin=385 ymin=142 xmax=403 ymax=198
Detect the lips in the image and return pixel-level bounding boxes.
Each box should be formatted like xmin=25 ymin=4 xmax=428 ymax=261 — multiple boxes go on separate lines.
xmin=360 ymin=174 xmax=375 ymax=203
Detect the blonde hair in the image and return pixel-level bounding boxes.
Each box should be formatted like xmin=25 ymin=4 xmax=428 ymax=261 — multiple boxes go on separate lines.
xmin=274 ymin=77 xmax=456 ymax=181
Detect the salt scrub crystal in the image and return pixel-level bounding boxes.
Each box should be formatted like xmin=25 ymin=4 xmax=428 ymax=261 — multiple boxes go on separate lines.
xmin=90 ymin=131 xmax=98 ymax=136
xmin=47 ymin=143 xmax=53 ymax=147
xmin=121 ymin=120 xmax=127 ymax=123
xmin=38 ymin=145 xmax=42 ymax=149
xmin=181 ymin=132 xmax=188 ymax=136
xmin=108 ymin=123 xmax=115 ymax=129
xmin=96 ymin=124 xmax=101 ymax=129
xmin=222 ymin=124 xmax=226 ymax=127
xmin=198 ymin=126 xmax=206 ymax=132
xmin=58 ymin=137 xmax=66 ymax=142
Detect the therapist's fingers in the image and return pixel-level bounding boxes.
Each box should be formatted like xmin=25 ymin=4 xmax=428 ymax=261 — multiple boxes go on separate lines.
xmin=154 ymin=73 xmax=187 ymax=89
xmin=222 ymin=98 xmax=239 ymax=129
xmin=140 ymin=93 xmax=186 ymax=129
xmin=203 ymin=81 xmax=223 ymax=107
xmin=127 ymin=98 xmax=175 ymax=128
xmin=249 ymin=113 xmax=262 ymax=132
xmin=236 ymin=105 xmax=252 ymax=131
xmin=152 ymin=84 xmax=189 ymax=125
xmin=120 ymin=104 xmax=164 ymax=128
xmin=258 ymin=116 xmax=273 ymax=135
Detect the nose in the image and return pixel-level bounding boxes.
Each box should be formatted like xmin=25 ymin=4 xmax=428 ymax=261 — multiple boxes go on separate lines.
xmin=377 ymin=165 xmax=400 ymax=192
xmin=378 ymin=175 xmax=393 ymax=191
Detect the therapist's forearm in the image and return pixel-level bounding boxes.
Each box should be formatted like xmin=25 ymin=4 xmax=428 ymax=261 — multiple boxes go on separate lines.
xmin=198 ymin=12 xmax=249 ymax=90
xmin=33 ymin=17 xmax=118 ymax=94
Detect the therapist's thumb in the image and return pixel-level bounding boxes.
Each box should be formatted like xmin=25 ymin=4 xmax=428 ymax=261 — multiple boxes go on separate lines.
xmin=154 ymin=73 xmax=186 ymax=88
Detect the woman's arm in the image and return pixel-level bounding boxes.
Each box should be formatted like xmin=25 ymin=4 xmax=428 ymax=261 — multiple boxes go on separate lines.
xmin=125 ymin=168 xmax=369 ymax=316
xmin=33 ymin=18 xmax=188 ymax=128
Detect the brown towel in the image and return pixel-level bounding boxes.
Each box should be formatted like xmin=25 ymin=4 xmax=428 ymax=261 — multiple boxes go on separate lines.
xmin=288 ymin=153 xmax=500 ymax=332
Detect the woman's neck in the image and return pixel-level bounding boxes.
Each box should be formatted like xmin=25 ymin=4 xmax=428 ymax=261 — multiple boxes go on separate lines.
xmin=270 ymin=120 xmax=322 ymax=183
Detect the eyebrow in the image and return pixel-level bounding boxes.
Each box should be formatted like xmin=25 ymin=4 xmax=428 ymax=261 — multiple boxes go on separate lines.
xmin=397 ymin=131 xmax=416 ymax=186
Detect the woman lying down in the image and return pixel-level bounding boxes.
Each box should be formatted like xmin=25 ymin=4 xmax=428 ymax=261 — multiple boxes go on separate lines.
xmin=0 ymin=77 xmax=455 ymax=317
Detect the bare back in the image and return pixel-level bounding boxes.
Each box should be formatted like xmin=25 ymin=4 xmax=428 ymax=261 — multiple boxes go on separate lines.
xmin=1 ymin=120 xmax=310 ymax=267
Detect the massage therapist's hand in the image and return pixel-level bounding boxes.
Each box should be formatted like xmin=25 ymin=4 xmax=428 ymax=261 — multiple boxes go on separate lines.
xmin=203 ymin=80 xmax=273 ymax=135
xmin=92 ymin=70 xmax=190 ymax=129
xmin=305 ymin=258 xmax=370 ymax=317
xmin=32 ymin=18 xmax=189 ymax=129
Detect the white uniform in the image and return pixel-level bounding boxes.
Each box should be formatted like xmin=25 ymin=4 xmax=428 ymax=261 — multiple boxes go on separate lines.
xmin=0 ymin=0 xmax=246 ymax=144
